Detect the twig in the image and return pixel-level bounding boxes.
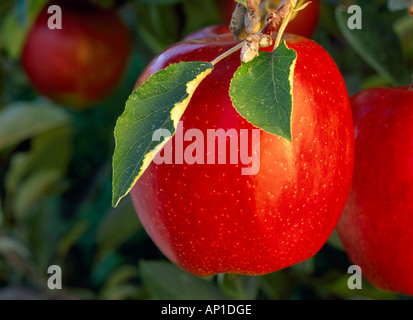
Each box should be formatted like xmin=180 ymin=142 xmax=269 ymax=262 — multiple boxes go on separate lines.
xmin=241 ymin=0 xmax=298 ymax=62
xmin=247 ymin=0 xmax=260 ymax=12
xmin=245 ymin=0 xmax=262 ymax=34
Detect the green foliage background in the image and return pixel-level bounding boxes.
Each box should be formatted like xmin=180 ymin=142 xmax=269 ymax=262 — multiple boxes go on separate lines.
xmin=0 ymin=0 xmax=412 ymax=300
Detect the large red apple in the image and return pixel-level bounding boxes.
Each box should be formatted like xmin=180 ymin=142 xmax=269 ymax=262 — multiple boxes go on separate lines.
xmin=130 ymin=33 xmax=354 ymax=276
xmin=22 ymin=1 xmax=132 ymax=108
xmin=337 ymin=87 xmax=413 ymax=295
xmin=215 ymin=0 xmax=320 ymax=38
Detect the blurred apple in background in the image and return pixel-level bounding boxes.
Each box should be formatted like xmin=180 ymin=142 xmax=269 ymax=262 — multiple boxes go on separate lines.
xmin=22 ymin=1 xmax=132 ymax=109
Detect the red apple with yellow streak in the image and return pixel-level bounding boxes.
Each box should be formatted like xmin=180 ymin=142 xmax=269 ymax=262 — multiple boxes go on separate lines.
xmin=129 ymin=32 xmax=354 ymax=276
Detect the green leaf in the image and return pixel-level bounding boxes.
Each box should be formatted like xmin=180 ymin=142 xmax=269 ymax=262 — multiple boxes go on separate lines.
xmin=0 ymin=102 xmax=71 ymax=151
xmin=112 ymin=61 xmax=213 ymax=207
xmin=103 ymin=265 xmax=139 ymax=289
xmin=96 ymin=198 xmax=141 ymax=262
xmin=182 ymin=0 xmax=221 ymax=36
xmin=57 ymin=221 xmax=90 ymax=262
xmin=335 ymin=5 xmax=405 ymax=86
xmin=327 ymin=230 xmax=345 ymax=251
xmin=0 ymin=236 xmax=30 ymax=260
xmin=217 ymin=274 xmax=260 ymax=300
xmin=5 ymin=126 xmax=72 ymax=195
xmin=14 ymin=169 xmax=61 ymax=220
xmin=1 ymin=0 xmax=48 ymax=59
xmin=387 ymin=0 xmax=410 ymax=11
xmin=1 ymin=13 xmax=27 ymax=59
xmin=24 ymin=0 xmax=49 ymax=22
xmin=140 ymin=260 xmax=226 ymax=300
xmin=229 ymin=41 xmax=297 ymax=142
xmin=234 ymin=0 xmax=247 ymax=7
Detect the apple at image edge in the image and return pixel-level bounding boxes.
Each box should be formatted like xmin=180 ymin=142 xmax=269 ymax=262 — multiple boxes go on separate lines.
xmin=337 ymin=86 xmax=413 ymax=296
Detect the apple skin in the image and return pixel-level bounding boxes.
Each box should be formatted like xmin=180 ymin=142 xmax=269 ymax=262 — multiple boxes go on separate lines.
xmin=22 ymin=2 xmax=132 ymax=108
xmin=216 ymin=0 xmax=320 ymax=38
xmin=130 ymin=33 xmax=354 ymax=276
xmin=337 ymin=87 xmax=413 ymax=295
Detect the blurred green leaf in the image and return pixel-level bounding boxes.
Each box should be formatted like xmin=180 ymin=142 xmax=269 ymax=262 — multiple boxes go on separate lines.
xmin=327 ymin=230 xmax=345 ymax=252
xmin=317 ymin=273 xmax=398 ymax=300
xmin=24 ymin=0 xmax=49 ymax=22
xmin=100 ymin=265 xmax=143 ymax=299
xmin=96 ymin=198 xmax=141 ymax=262
xmin=0 ymin=102 xmax=71 ymax=151
xmin=28 ymin=197 xmax=64 ymax=268
xmin=217 ymin=274 xmax=260 ymax=300
xmin=57 ymin=220 xmax=90 ymax=263
xmin=260 ymin=270 xmax=295 ymax=300
xmin=104 ymin=265 xmax=139 ymax=289
xmin=1 ymin=13 xmax=27 ymax=59
xmin=0 ymin=0 xmax=47 ymax=59
xmin=182 ymin=0 xmax=221 ymax=36
xmin=88 ymin=0 xmax=118 ymax=9
xmin=336 ymin=5 xmax=405 ymax=85
xmin=14 ymin=169 xmax=61 ymax=220
xmin=135 ymin=2 xmax=182 ymax=53
xmin=0 ymin=236 xmax=30 ymax=260
xmin=0 ymin=0 xmax=14 ymax=15
xmin=5 ymin=126 xmax=72 ymax=195
xmin=387 ymin=0 xmax=410 ymax=11
xmin=394 ymin=15 xmax=413 ymax=67
xmin=140 ymin=260 xmax=226 ymax=300
xmin=101 ymin=284 xmax=142 ymax=300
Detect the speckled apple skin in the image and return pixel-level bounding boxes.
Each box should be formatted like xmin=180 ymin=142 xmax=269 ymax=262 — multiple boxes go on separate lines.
xmin=130 ymin=34 xmax=354 ymax=276
xmin=337 ymin=87 xmax=413 ymax=295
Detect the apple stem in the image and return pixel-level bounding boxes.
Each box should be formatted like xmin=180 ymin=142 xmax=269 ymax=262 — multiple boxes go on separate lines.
xmin=230 ymin=3 xmax=248 ymax=41
xmin=230 ymin=1 xmax=262 ymax=41
xmin=240 ymin=0 xmax=303 ymax=63
xmin=247 ymin=0 xmax=260 ymax=12
xmin=220 ymin=0 xmax=309 ymax=65
xmin=211 ymin=41 xmax=245 ymax=66
xmin=409 ymin=0 xmax=413 ymax=16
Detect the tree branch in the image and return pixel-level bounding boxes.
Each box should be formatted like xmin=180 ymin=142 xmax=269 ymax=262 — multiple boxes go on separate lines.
xmin=241 ymin=0 xmax=297 ymax=63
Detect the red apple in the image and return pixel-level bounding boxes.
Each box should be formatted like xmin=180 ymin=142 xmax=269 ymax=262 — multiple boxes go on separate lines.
xmin=130 ymin=33 xmax=354 ymax=276
xmin=22 ymin=1 xmax=132 ymax=108
xmin=284 ymin=0 xmax=320 ymax=38
xmin=215 ymin=0 xmax=320 ymax=38
xmin=337 ymin=87 xmax=413 ymax=295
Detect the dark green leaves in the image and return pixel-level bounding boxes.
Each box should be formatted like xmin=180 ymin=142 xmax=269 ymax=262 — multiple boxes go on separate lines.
xmin=229 ymin=41 xmax=297 ymax=142
xmin=140 ymin=261 xmax=226 ymax=300
xmin=112 ymin=61 xmax=213 ymax=207
xmin=1 ymin=0 xmax=49 ymax=59
xmin=336 ymin=6 xmax=406 ymax=85
xmin=0 ymin=102 xmax=71 ymax=151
